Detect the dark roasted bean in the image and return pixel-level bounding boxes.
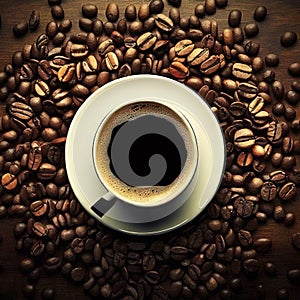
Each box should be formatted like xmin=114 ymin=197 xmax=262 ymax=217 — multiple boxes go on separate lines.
xmin=254 ymin=6 xmax=267 ymax=21
xmin=29 ymin=10 xmax=40 ymax=31
xmin=281 ymin=31 xmax=297 ymax=47
xmin=13 ymin=21 xmax=28 ymax=37
xmin=228 ymin=10 xmax=242 ymax=28
xmin=288 ymin=62 xmax=300 ymax=77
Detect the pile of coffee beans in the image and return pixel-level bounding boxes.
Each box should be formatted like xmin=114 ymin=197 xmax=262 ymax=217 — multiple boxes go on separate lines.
xmin=0 ymin=0 xmax=300 ymax=299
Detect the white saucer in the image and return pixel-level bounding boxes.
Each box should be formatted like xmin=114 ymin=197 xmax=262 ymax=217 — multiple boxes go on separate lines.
xmin=65 ymin=75 xmax=225 ymax=235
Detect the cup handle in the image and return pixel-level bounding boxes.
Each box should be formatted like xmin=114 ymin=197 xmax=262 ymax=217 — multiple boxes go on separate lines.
xmin=91 ymin=192 xmax=118 ymax=218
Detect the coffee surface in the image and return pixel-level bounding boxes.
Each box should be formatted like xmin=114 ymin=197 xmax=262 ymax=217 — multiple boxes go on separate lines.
xmin=95 ymin=101 xmax=196 ymax=203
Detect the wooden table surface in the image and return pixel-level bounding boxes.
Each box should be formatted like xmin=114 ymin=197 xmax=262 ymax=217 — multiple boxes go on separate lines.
xmin=0 ymin=0 xmax=299 ymax=299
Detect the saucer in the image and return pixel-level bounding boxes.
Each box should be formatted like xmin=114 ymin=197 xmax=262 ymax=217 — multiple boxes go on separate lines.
xmin=65 ymin=75 xmax=225 ymax=235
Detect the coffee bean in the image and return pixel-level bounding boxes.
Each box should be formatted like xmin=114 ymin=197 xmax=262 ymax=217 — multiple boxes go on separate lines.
xmin=254 ymin=238 xmax=272 ymax=253
xmin=1 ymin=173 xmax=18 ymax=190
xmin=51 ymin=5 xmax=64 ymax=20
xmin=243 ymin=258 xmax=260 ymax=274
xmin=281 ymin=31 xmax=297 ymax=47
xmin=155 ymin=14 xmax=174 ymax=32
xmin=279 ymin=182 xmax=296 ymax=201
xmin=169 ymin=61 xmax=189 ymax=79
xmin=20 ymin=257 xmax=36 ymax=273
xmin=286 ymin=90 xmax=300 ymax=105
xmin=232 ymin=63 xmax=252 ymax=79
xmin=265 ymin=53 xmax=279 ymax=67
xmin=149 ymin=0 xmax=164 ymax=14
xmin=254 ymin=6 xmax=267 ymax=21
xmin=79 ymin=18 xmax=93 ymax=32
xmin=13 ymin=21 xmax=28 ymax=38
xmin=228 ymin=10 xmax=242 ymax=27
xmin=288 ymin=62 xmax=300 ymax=77
xmin=291 ymin=80 xmax=300 ymax=92
xmin=82 ymin=4 xmax=98 ymax=19
xmin=244 ymin=23 xmax=259 ymax=38
xmin=244 ymin=40 xmax=260 ymax=56
xmin=284 ymin=212 xmax=295 ymax=226
xmin=58 ymin=19 xmax=72 ymax=33
xmin=137 ymin=32 xmax=157 ymax=51
xmin=200 ymin=55 xmax=221 ymax=75
xmin=29 ymin=10 xmax=40 ymax=31
xmin=106 ymin=3 xmax=119 ymax=22
xmin=187 ymin=48 xmax=209 ymax=66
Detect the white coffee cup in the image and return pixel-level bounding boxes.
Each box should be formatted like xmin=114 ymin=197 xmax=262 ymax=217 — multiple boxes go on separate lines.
xmin=91 ymin=99 xmax=199 ymax=215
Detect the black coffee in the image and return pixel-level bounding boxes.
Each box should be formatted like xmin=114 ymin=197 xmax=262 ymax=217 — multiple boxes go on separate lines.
xmin=95 ymin=101 xmax=196 ymax=203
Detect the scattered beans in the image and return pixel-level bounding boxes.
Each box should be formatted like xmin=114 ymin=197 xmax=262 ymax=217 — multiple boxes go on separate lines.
xmin=0 ymin=1 xmax=299 ymax=300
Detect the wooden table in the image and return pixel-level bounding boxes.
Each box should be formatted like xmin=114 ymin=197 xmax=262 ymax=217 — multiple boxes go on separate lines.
xmin=0 ymin=0 xmax=299 ymax=299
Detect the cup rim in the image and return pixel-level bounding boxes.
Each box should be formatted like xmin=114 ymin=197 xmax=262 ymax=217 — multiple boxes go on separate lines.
xmin=92 ymin=98 xmax=199 ymax=208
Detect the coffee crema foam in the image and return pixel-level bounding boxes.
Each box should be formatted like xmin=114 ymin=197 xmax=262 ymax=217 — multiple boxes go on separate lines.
xmin=95 ymin=101 xmax=196 ymax=203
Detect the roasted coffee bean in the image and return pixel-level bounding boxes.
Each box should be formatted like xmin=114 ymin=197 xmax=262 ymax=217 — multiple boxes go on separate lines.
xmin=238 ymin=82 xmax=258 ymax=100
xmin=29 ymin=10 xmax=40 ymax=31
xmin=105 ymin=52 xmax=119 ymax=71
xmin=234 ymin=128 xmax=255 ymax=149
xmin=1 ymin=173 xmax=17 ymax=190
xmin=30 ymin=241 xmax=45 ymax=257
xmin=137 ymin=32 xmax=157 ymax=51
xmin=155 ymin=14 xmax=174 ymax=32
xmin=79 ymin=18 xmax=93 ymax=32
xmin=281 ymin=31 xmax=297 ymax=47
xmin=137 ymin=4 xmax=150 ymax=21
xmin=187 ymin=48 xmax=209 ymax=66
xmin=284 ymin=212 xmax=295 ymax=226
xmin=32 ymin=221 xmax=48 ymax=237
xmin=59 ymin=19 xmax=72 ymax=33
xmin=169 ymin=61 xmax=189 ymax=79
xmin=232 ymin=63 xmax=252 ymax=79
xmin=271 ymin=80 xmax=284 ymax=99
xmin=51 ymin=5 xmax=64 ymax=20
xmin=244 ymin=23 xmax=259 ymax=38
xmin=205 ymin=0 xmax=216 ymax=15
xmin=13 ymin=21 xmax=28 ymax=37
xmin=125 ymin=4 xmax=137 ymax=21
xmin=288 ymin=62 xmax=300 ymax=77
xmin=243 ymin=258 xmax=259 ymax=274
xmin=92 ymin=19 xmax=103 ymax=35
xmin=200 ymin=55 xmax=220 ymax=75
xmin=70 ymin=44 xmax=89 ymax=58
xmin=30 ymin=200 xmax=47 ymax=217
xmin=106 ymin=3 xmax=119 ymax=22
xmin=265 ymin=53 xmax=279 ymax=67
xmin=279 ymin=182 xmax=296 ymax=201
xmin=228 ymin=10 xmax=242 ymax=28
xmin=292 ymin=80 xmax=300 ymax=92
xmin=44 ymin=256 xmax=61 ymax=272
xmin=267 ymin=121 xmax=283 ymax=144
xmin=82 ymin=4 xmax=98 ymax=19
xmin=286 ymin=90 xmax=300 ymax=104
xmin=254 ymin=6 xmax=267 ymax=21
xmin=149 ymin=0 xmax=164 ymax=14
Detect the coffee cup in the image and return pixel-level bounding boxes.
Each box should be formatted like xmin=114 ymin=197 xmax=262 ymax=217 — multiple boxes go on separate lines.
xmin=91 ymin=99 xmax=199 ymax=216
